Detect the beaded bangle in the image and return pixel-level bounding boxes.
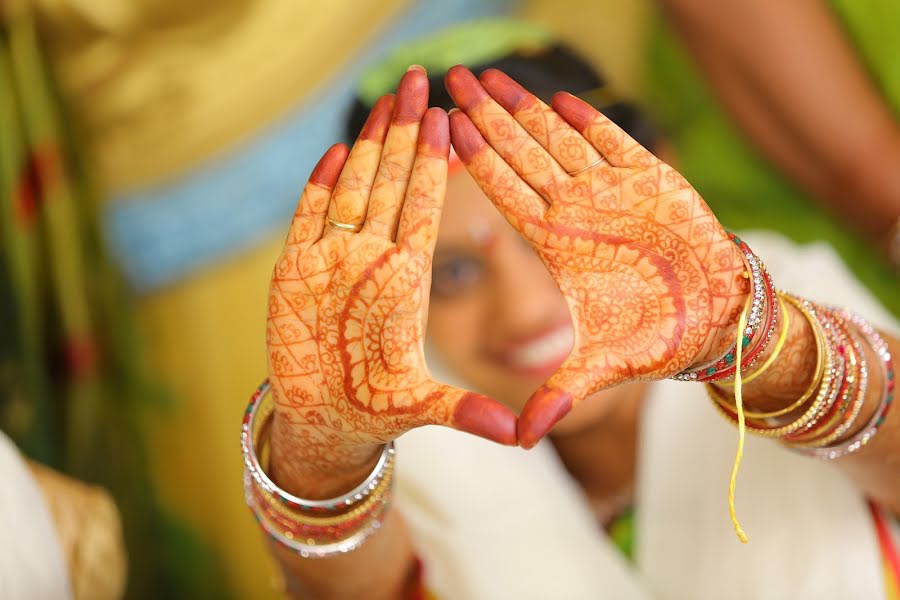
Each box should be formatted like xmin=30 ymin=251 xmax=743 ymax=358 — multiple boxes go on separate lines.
xmin=708 ymin=362 xmax=836 ymax=438
xmin=241 ymin=379 xmax=395 ymax=514
xmin=705 ymin=270 xmax=779 ymax=383
xmin=247 ymin=470 xmax=392 ymax=544
xmin=776 ymin=300 xmax=848 ymax=440
xmin=724 ymin=296 xmax=790 ymax=386
xmin=244 ymin=450 xmax=393 ymax=554
xmin=674 ymin=234 xmax=777 ymax=382
xmin=784 ymin=309 xmax=862 ymax=445
xmin=713 ymin=295 xmax=814 ymax=419
xmin=792 ymin=310 xmax=895 ymax=460
xmin=709 ymin=292 xmax=829 ymax=420
xmin=708 ymin=296 xmax=838 ymax=437
xmin=252 ymin=459 xmax=394 ymax=529
xmin=247 ymin=475 xmax=385 ymax=559
xmin=805 ymin=310 xmax=869 ymax=445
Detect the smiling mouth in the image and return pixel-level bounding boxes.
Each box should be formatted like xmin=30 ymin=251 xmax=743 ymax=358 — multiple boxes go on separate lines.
xmin=498 ymin=323 xmax=575 ymax=379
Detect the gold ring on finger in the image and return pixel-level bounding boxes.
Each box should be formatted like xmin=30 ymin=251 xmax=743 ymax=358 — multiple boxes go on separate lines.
xmin=327 ymin=218 xmax=363 ymax=233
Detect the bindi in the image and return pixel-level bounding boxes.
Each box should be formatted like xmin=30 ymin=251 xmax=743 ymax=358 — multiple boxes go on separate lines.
xmin=467 ymin=217 xmax=499 ymax=251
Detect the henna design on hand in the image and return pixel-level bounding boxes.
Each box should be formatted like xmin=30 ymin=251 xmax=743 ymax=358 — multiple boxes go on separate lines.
xmin=267 ymin=70 xmax=516 ymax=487
xmin=446 ymin=66 xmax=748 ymax=447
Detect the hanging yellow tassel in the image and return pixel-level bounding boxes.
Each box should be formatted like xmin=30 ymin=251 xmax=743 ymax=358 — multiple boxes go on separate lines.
xmin=729 ymin=297 xmax=752 ymax=543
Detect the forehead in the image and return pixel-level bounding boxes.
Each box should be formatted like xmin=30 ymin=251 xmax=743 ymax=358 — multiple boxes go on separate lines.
xmin=438 ymin=171 xmax=508 ymax=242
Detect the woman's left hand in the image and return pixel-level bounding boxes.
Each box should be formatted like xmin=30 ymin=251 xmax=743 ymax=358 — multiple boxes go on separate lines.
xmin=445 ymin=66 xmax=749 ymax=447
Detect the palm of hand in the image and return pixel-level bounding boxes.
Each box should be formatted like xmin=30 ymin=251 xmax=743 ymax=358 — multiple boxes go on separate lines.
xmin=268 ymin=234 xmax=442 ymax=446
xmin=532 ymin=158 xmax=744 ymax=397
xmin=266 ymin=72 xmax=516 ymax=473
xmin=446 ymin=66 xmax=747 ymax=445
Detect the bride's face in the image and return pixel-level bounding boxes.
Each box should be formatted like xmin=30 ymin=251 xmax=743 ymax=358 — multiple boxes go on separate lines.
xmin=427 ymin=168 xmax=619 ymax=434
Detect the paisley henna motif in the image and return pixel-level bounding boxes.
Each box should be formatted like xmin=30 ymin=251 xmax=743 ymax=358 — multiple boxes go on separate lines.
xmin=447 ymin=66 xmax=748 ymax=446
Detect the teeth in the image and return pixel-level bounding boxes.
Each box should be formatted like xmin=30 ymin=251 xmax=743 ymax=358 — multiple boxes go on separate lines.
xmin=508 ymin=327 xmax=574 ymax=370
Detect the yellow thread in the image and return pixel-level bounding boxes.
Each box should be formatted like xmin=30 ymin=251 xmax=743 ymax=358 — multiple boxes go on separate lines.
xmin=729 ymin=297 xmax=752 ymax=543
xmin=727 ymin=296 xmax=789 ymax=386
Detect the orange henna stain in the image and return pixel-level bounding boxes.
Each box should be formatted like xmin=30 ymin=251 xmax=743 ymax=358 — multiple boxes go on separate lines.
xmin=448 ymin=110 xmax=488 ymax=164
xmin=452 ymin=392 xmax=518 ymax=446
xmin=479 ymin=68 xmax=531 ymax=113
xmin=445 ymin=65 xmax=489 ymax=112
xmin=359 ymin=94 xmax=395 ymax=141
xmin=518 ymin=384 xmax=573 ymax=449
xmin=309 ymin=143 xmax=350 ymax=187
xmin=418 ymin=107 xmax=450 ymax=157
xmin=337 ymin=246 xmax=422 ymax=415
xmin=393 ymin=69 xmax=429 ymax=125
xmin=539 ymin=222 xmax=688 ymax=355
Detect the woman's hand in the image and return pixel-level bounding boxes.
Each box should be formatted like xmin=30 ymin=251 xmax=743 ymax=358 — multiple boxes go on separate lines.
xmin=266 ymin=68 xmax=516 ymax=493
xmin=445 ymin=66 xmax=749 ymax=447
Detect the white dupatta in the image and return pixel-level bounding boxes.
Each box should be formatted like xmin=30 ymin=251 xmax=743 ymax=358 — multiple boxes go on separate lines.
xmin=0 ymin=431 xmax=72 ymax=600
xmin=395 ymin=231 xmax=897 ymax=599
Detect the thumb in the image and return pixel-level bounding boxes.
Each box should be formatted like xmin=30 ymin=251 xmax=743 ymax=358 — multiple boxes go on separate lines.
xmin=518 ymin=358 xmax=625 ymax=449
xmin=424 ymin=383 xmax=518 ymax=446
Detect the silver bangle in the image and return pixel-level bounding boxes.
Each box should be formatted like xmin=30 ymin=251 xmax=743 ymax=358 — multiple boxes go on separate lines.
xmin=792 ymin=310 xmax=894 ymax=460
xmin=240 ymin=379 xmax=395 ymax=513
xmin=242 ymin=470 xmax=387 ymax=559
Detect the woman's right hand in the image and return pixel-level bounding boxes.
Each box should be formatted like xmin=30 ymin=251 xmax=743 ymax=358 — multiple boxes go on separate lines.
xmin=265 ymin=67 xmax=516 ymax=494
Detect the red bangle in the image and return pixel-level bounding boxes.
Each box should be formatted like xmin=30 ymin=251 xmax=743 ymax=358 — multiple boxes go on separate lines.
xmin=674 ymin=234 xmax=778 ymax=382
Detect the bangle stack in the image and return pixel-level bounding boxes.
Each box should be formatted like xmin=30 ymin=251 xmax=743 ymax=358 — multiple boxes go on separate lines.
xmin=241 ymin=380 xmax=395 ymax=558
xmin=708 ymin=292 xmax=895 ymax=460
xmin=673 ymin=234 xmax=779 ymax=382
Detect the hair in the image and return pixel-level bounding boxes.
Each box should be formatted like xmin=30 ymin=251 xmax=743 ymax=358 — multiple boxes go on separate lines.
xmin=345 ymin=43 xmax=659 ymax=150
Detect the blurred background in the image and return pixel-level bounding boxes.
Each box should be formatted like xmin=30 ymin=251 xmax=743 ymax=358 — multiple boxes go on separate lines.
xmin=1 ymin=0 xmax=898 ymax=598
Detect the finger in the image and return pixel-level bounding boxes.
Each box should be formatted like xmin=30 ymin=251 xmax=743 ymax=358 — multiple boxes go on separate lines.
xmin=324 ymin=94 xmax=394 ymax=237
xmin=518 ymin=350 xmax=632 ymax=449
xmin=396 ymin=107 xmax=449 ymax=254
xmin=285 ymin=143 xmax=350 ymax=250
xmin=551 ymin=92 xmax=656 ymax=169
xmin=479 ymin=69 xmax=604 ymax=175
xmin=518 ymin=382 xmax=574 ymax=450
xmin=445 ymin=65 xmax=569 ymax=202
xmin=364 ymin=66 xmax=429 ymax=240
xmin=425 ymin=382 xmax=518 ymax=446
xmin=449 ymin=109 xmax=547 ymax=237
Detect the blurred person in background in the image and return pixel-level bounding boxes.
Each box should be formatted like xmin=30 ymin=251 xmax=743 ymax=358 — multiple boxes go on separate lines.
xmin=0 ymin=431 xmax=126 ymax=599
xmin=1 ymin=2 xmax=197 ymax=597
xmin=646 ymin=0 xmax=900 ymax=315
xmin=245 ymin=23 xmax=900 ymax=599
xmin=1 ymin=2 xmax=522 ymax=598
xmin=4 ymin=0 xmax=898 ymax=595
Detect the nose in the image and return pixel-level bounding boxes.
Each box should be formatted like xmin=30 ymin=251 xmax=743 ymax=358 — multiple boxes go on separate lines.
xmin=488 ymin=235 xmax=566 ymax=335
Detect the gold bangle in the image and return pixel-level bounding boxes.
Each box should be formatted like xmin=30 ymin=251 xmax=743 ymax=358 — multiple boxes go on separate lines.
xmin=241 ymin=380 xmax=395 ymax=557
xmin=256 ymin=461 xmax=392 ymax=527
xmin=722 ymin=296 xmax=790 ymax=386
xmin=253 ymin=415 xmax=394 ymax=527
xmin=710 ymin=292 xmax=826 ymax=420
xmin=253 ymin=466 xmax=393 ymax=527
xmin=787 ymin=313 xmax=867 ymax=447
xmin=708 ymin=294 xmax=835 ymax=436
xmin=782 ymin=307 xmax=850 ymax=443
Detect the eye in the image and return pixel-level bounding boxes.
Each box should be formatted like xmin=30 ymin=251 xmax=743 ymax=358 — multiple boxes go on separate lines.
xmin=431 ymin=255 xmax=484 ymax=299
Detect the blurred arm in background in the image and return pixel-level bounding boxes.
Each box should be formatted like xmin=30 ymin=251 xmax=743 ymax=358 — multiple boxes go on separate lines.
xmin=659 ymin=0 xmax=900 ymax=259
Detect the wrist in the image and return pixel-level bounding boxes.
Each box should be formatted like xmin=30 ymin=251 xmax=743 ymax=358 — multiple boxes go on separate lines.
xmin=268 ymin=413 xmax=383 ymax=499
xmin=689 ymin=235 xmax=754 ymax=367
xmin=718 ymin=300 xmax=818 ymax=412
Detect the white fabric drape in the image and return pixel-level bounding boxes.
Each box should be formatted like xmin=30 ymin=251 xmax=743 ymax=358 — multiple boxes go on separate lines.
xmin=397 ymin=231 xmax=898 ymax=599
xmin=0 ymin=432 xmax=72 ymax=600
